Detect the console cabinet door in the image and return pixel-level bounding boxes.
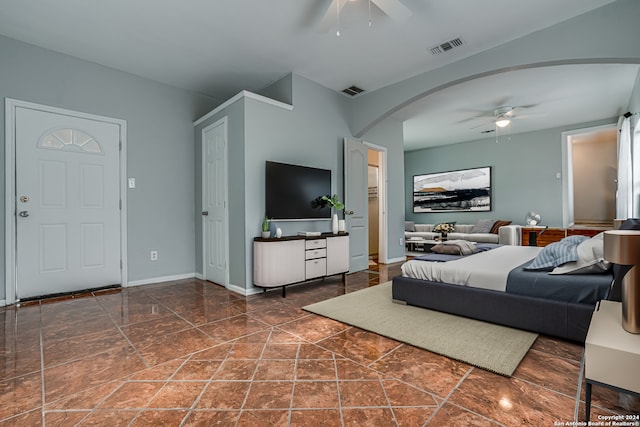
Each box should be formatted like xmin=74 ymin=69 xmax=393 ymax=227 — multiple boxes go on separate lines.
xmin=326 ymin=235 xmax=349 ymax=276
xmin=254 ymin=240 xmax=305 ymax=287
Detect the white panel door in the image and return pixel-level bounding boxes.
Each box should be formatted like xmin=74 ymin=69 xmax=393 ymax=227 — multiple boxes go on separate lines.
xmin=15 ymin=107 xmax=121 ymax=299
xmin=344 ymin=138 xmax=368 ymax=273
xmin=203 ymin=118 xmax=228 ymax=286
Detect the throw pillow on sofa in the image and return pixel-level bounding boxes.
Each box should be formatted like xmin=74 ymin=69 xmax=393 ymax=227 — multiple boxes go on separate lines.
xmin=471 ymin=219 xmax=496 ymax=234
xmin=490 ymin=220 xmax=512 ymax=234
xmin=405 ymin=221 xmax=416 ymax=232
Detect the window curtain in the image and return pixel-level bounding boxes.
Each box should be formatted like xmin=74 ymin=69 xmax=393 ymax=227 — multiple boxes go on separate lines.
xmin=617 ymin=116 xmax=633 ymax=219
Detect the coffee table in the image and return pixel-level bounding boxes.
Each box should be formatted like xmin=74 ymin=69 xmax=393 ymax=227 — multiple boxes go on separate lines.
xmin=406 ymin=238 xmax=439 ymax=252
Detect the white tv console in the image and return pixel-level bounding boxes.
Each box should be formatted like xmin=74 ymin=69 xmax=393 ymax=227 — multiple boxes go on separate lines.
xmin=253 ymin=233 xmax=349 ymax=296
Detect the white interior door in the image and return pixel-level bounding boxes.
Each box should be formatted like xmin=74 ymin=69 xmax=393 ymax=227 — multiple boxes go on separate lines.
xmin=203 ymin=118 xmax=229 ymax=286
xmin=344 ymin=138 xmax=368 ymax=273
xmin=15 ymin=106 xmax=121 ymax=300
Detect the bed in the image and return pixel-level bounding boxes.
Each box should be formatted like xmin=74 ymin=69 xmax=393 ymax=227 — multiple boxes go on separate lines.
xmin=392 ymin=237 xmax=615 ymax=343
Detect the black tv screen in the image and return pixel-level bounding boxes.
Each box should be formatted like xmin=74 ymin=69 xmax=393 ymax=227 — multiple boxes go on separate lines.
xmin=265 ymin=161 xmax=331 ymax=220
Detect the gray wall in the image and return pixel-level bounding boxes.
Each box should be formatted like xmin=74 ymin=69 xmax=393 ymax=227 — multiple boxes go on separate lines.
xmin=349 ymin=0 xmax=640 ymax=137
xmin=192 ymin=74 xmax=405 ymax=290
xmin=242 ymin=76 xmax=353 ymax=289
xmin=0 ymin=35 xmax=219 ymax=299
xmin=404 ymin=119 xmax=616 ymax=228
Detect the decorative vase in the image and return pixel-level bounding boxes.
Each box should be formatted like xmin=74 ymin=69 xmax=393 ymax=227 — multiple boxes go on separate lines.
xmin=338 ymin=219 xmax=346 ymax=232
xmin=441 ymin=232 xmax=448 ymax=241
xmin=261 ymin=231 xmax=270 ymax=239
xmin=332 ymin=213 xmax=339 ymax=234
xmin=275 ymin=227 xmax=282 ymax=238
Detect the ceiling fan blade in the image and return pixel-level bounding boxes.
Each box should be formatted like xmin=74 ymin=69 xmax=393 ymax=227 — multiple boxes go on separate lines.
xmin=454 ymin=114 xmax=491 ymax=125
xmin=372 ymin=0 xmax=412 ymax=21
xmin=469 ymin=121 xmax=492 ymax=130
xmin=512 ymin=112 xmax=547 ymax=120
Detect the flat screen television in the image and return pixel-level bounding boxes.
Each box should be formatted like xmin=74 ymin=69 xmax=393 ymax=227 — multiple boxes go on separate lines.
xmin=265 ymin=161 xmax=331 ymax=220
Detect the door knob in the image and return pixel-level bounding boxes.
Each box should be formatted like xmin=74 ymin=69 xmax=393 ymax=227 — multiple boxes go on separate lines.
xmin=19 ymin=211 xmax=29 ymax=218
xmin=202 ymin=211 xmax=209 ymax=216
xmin=344 ymin=210 xmax=354 ymax=215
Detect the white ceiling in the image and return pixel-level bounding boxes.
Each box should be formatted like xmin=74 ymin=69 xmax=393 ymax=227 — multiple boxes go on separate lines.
xmin=0 ymin=0 xmax=632 ymax=150
xmin=397 ymin=64 xmax=640 ymax=150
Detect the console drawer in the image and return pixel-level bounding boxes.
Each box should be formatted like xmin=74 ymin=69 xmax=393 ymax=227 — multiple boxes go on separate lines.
xmin=305 ymin=248 xmax=326 ymax=260
xmin=305 ymin=239 xmax=326 ymax=250
xmin=305 ymin=258 xmax=326 ymax=279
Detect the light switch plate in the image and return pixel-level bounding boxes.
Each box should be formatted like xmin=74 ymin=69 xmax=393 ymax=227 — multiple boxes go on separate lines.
xmin=128 ymin=178 xmax=136 ymax=188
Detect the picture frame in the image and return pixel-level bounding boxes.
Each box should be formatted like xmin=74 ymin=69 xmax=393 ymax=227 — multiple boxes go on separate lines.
xmin=413 ymin=166 xmax=492 ymax=213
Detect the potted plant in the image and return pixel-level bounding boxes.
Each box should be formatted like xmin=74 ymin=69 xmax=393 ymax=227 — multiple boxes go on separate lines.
xmin=261 ymin=215 xmax=271 ymax=238
xmin=322 ymin=194 xmax=344 ymax=234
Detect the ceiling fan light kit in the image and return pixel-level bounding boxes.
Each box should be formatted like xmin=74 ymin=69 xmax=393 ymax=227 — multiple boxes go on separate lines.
xmin=495 ymin=116 xmax=511 ymax=128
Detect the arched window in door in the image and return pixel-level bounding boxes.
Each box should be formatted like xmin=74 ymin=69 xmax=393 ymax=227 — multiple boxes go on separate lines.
xmin=38 ymin=128 xmax=103 ymax=154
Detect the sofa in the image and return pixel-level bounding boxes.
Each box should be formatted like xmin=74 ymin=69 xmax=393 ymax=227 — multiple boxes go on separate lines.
xmin=405 ymin=220 xmax=521 ymax=246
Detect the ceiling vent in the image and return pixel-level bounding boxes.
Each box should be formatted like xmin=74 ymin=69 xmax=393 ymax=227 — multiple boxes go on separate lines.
xmin=480 ymin=129 xmax=495 ymax=134
xmin=342 ymin=85 xmax=365 ymax=96
xmin=429 ymin=37 xmax=464 ymax=55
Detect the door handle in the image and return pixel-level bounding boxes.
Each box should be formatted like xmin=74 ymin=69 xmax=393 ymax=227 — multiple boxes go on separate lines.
xmin=202 ymin=211 xmax=209 ymax=216
xmin=19 ymin=211 xmax=29 ymax=218
xmin=344 ymin=210 xmax=354 ymax=215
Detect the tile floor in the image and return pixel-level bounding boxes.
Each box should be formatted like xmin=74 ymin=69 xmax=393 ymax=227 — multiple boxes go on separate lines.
xmin=1 ymin=260 xmax=638 ymax=426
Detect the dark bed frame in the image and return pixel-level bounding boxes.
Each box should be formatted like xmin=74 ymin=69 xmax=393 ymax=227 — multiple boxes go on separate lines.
xmin=392 ymin=275 xmax=600 ymax=343
xmin=392 ymin=219 xmax=638 ymax=343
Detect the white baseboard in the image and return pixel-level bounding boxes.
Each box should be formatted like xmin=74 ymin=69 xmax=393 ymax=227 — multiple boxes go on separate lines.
xmin=0 ymin=299 xmax=5 ymax=307
xmin=385 ymin=256 xmax=407 ymax=264
xmin=194 ymin=273 xmax=205 ymax=280
xmin=127 ymin=273 xmax=196 ymax=287
xmin=226 ymin=283 xmax=263 ymax=296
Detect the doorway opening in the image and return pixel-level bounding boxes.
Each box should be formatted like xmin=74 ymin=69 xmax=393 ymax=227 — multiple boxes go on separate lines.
xmin=562 ymin=124 xmax=617 ymax=229
xmin=366 ymin=145 xmax=387 ymax=267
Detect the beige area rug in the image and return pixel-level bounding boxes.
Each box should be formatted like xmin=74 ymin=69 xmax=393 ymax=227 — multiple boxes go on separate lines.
xmin=303 ymin=281 xmax=537 ymax=377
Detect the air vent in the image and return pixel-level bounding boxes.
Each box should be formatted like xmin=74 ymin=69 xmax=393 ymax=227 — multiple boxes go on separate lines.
xmin=341 ymin=85 xmax=365 ymax=96
xmin=429 ymin=37 xmax=464 ymax=55
xmin=480 ymin=129 xmax=495 ymax=134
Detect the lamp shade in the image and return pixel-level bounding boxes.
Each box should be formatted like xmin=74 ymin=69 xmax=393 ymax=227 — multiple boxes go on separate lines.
xmin=604 ymin=230 xmax=640 ymax=334
xmin=604 ymin=230 xmax=640 ymax=265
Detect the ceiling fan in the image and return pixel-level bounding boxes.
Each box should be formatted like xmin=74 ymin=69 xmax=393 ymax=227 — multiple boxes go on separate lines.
xmin=462 ymin=105 xmax=546 ymax=130
xmin=316 ymin=0 xmax=412 ymax=34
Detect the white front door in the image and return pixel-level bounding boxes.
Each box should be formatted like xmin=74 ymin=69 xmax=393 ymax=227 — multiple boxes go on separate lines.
xmin=14 ymin=106 xmax=122 ymax=300
xmin=202 ymin=118 xmax=228 ymax=286
xmin=344 ymin=137 xmax=369 ymax=273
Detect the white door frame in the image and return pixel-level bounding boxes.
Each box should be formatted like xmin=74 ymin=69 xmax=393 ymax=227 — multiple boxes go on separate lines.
xmin=4 ymin=98 xmax=128 ymax=306
xmin=363 ymin=141 xmax=389 ymax=264
xmin=201 ymin=117 xmax=229 ymax=287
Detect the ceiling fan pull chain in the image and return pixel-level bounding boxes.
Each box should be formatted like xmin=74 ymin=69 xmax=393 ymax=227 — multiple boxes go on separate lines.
xmin=369 ymin=0 xmax=372 ymax=27
xmin=336 ymin=0 xmax=341 ymax=36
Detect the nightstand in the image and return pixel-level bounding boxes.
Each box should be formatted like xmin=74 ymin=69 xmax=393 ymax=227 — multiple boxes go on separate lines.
xmin=584 ymin=300 xmax=640 ymax=420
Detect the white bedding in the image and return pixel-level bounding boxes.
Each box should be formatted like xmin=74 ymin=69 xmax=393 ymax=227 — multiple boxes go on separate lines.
xmin=401 ymin=245 xmax=543 ymax=292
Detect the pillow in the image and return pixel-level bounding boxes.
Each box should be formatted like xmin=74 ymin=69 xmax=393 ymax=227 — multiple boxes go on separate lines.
xmin=430 ymin=244 xmax=462 ymax=255
xmin=550 ymin=233 xmax=611 ymax=275
xmin=525 ymin=235 xmax=589 ymax=271
xmin=471 ymin=219 xmax=496 ymax=234
xmin=490 ymin=220 xmax=512 ymax=234
xmin=431 ymin=240 xmax=479 ymax=255
xmin=433 ymin=222 xmax=456 ymax=233
xmin=405 ymin=221 xmax=416 ymax=232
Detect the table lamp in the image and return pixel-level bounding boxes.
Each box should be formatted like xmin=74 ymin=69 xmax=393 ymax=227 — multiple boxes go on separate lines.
xmin=604 ymin=230 xmax=640 ymax=333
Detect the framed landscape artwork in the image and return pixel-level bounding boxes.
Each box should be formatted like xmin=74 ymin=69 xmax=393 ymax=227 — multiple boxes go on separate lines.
xmin=413 ymin=166 xmax=492 ymax=213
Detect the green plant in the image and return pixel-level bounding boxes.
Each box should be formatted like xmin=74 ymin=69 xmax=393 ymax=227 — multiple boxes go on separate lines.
xmin=321 ymin=194 xmax=344 ymax=211
xmin=261 ymin=215 xmax=270 ymax=232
